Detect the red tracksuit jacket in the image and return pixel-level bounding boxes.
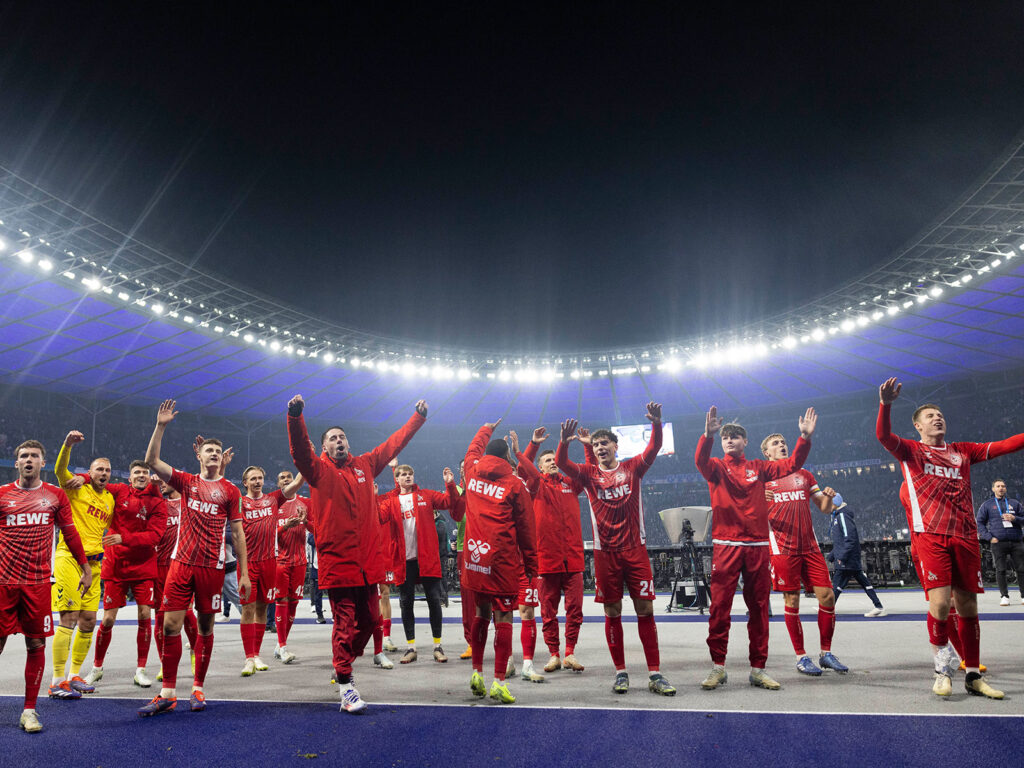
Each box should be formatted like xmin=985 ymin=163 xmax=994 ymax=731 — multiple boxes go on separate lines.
xmin=461 ymin=425 xmax=538 ymax=596
xmin=288 ymin=410 xmax=425 ymax=588
xmin=377 ymin=483 xmax=456 ymax=581
xmin=694 ymin=434 xmax=811 ymax=543
xmin=95 ymin=480 xmax=168 ymax=582
xmin=516 ymin=442 xmax=585 ymax=575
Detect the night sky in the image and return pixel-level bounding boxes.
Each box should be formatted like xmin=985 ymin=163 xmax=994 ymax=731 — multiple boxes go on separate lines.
xmin=1 ymin=3 xmax=1022 ymax=353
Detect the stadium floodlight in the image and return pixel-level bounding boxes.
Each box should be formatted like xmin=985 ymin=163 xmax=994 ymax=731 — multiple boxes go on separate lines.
xmin=0 ymin=236 xmax=6 ymax=251
xmin=664 ymin=357 xmax=683 ymax=372
xmin=458 ymin=368 xmax=472 ymax=380
xmin=16 ymin=249 xmax=32 ymax=263
xmin=62 ymin=270 xmax=76 ymax=280
xmin=857 ymin=315 xmax=870 ymax=327
xmin=322 ymin=351 xmax=335 ymax=363
xmin=350 ymin=356 xmax=360 ymax=367
xmin=151 ymin=303 xmax=164 ymax=315
xmin=781 ymin=336 xmax=797 ymax=349
xmin=498 ymin=369 xmax=512 ymax=382
xmin=691 ymin=354 xmax=709 ymax=369
xmin=991 ymin=259 xmax=1001 ymax=268
xmin=840 ymin=319 xmax=855 ymax=332
xmin=871 ymin=311 xmax=883 ymax=321
xmin=570 ymin=369 xmax=581 ymax=379
xmin=961 ymin=273 xmax=973 ymax=283
xmin=915 ymin=294 xmax=928 ymax=304
xmin=887 ymin=305 xmax=900 ymax=316
xmin=243 ymin=333 xmax=254 ymax=343
xmin=214 ymin=325 xmax=224 ymax=333
xmin=400 ymin=361 xmax=415 ymax=376
xmin=37 ymin=258 xmax=52 ymax=272
xmin=270 ymin=340 xmax=282 ymax=352
xmin=811 ymin=328 xmax=826 ymax=341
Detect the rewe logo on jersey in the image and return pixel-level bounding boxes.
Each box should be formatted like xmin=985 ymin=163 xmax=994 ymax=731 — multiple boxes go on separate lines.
xmin=772 ymin=490 xmax=807 ymax=503
xmin=187 ymin=498 xmax=222 ymax=515
xmin=5 ymin=512 xmax=51 ymax=526
xmin=597 ymin=484 xmax=630 ymax=501
xmin=466 ymin=538 xmax=492 ymax=564
xmin=467 ymin=478 xmax=506 ymax=500
xmin=924 ymin=463 xmax=961 ymax=479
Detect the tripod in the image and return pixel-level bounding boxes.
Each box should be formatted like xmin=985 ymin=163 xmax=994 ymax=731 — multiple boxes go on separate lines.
xmin=667 ymin=520 xmax=711 ymax=614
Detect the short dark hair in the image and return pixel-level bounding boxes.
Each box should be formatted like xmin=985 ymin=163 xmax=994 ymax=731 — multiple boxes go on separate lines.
xmin=129 ymin=460 xmax=150 ymax=472
xmin=199 ymin=438 xmax=222 ymax=449
xmin=485 ymin=439 xmax=510 ymax=461
xmin=720 ymin=423 xmax=747 ymax=440
xmin=590 ymin=429 xmax=618 ymax=444
xmin=321 ymin=426 xmax=346 ymax=445
xmin=538 ymin=449 xmax=556 ymax=459
xmin=15 ymin=440 xmax=45 ymax=460
xmin=993 ymin=478 xmax=1006 ymax=488
xmin=912 ymin=403 xmax=942 ymax=424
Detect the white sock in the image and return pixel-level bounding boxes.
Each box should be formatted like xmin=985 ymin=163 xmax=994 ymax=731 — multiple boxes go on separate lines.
xmin=192 ymin=685 xmax=203 ymax=693
xmin=136 ymin=666 xmax=145 ymax=675
xmin=713 ymin=664 xmax=725 ymax=671
xmin=160 ymin=687 xmax=175 ymax=698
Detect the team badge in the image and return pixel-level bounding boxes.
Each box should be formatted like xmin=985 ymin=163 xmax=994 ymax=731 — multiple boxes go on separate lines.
xmin=212 ymin=490 xmax=222 ymax=500
xmin=794 ymin=476 xmax=805 ymax=487
xmin=950 ymin=453 xmax=962 ymax=466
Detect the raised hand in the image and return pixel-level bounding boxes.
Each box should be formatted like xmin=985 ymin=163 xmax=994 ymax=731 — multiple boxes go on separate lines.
xmin=193 ymin=434 xmax=205 ymax=458
xmin=415 ymin=400 xmax=428 ymax=417
xmin=879 ymin=377 xmax=902 ymax=405
xmin=157 ymin=399 xmax=178 ymax=426
xmin=443 ymin=467 xmax=455 ymax=484
xmin=64 ymin=430 xmax=85 ymax=447
xmin=221 ymin=446 xmax=235 ymax=469
xmin=821 ymin=486 xmax=837 ymax=499
xmin=507 ymin=430 xmax=521 ymax=456
xmin=798 ymin=407 xmax=818 ymax=439
xmin=560 ymin=418 xmax=579 ymax=442
xmin=483 ymin=417 xmax=503 ymax=431
xmin=531 ymin=427 xmax=548 ymax=445
xmin=388 ymin=457 xmax=399 ymax=469
xmin=576 ymin=427 xmax=591 ymax=445
xmin=646 ymin=401 xmax=663 ymax=423
xmin=62 ymin=475 xmax=85 ymax=491
xmin=704 ymin=406 xmax=722 ymax=438
xmin=288 ymin=394 xmax=304 ymax=415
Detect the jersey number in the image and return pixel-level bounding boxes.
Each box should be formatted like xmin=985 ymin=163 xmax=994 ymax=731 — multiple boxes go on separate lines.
xmin=638 ymin=580 xmax=655 ymax=598
xmin=211 ymin=594 xmax=222 ymax=611
xmin=43 ymin=614 xmax=52 ymax=633
xmin=525 ymin=588 xmax=538 ymax=604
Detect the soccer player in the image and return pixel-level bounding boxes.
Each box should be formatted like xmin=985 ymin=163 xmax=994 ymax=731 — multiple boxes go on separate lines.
xmin=274 ymin=470 xmax=310 ymax=664
xmin=876 ymin=377 xmax=1021 ymax=699
xmin=50 ymin=430 xmax=116 ymax=698
xmin=1 ymin=440 xmax=91 ymax=733
xmin=695 ymin=406 xmax=817 ymax=691
xmin=515 ymin=427 xmax=587 ymax=675
xmin=238 ymin=465 xmax=303 ymax=676
xmin=138 ymin=399 xmax=249 ymax=716
xmin=448 ymin=460 xmax=476 ymax=660
xmin=287 ymin=394 xmax=428 ymax=713
xmin=462 ymin=419 xmax=538 ymax=704
xmin=760 ymin=433 xmax=848 ymax=676
xmin=556 ymin=403 xmax=676 ymax=696
xmin=151 ymin=476 xmax=199 ymax=682
xmin=84 ymin=460 xmax=168 ymax=689
xmin=371 ymin=479 xmax=397 ymax=668
xmin=377 ymin=463 xmax=456 ymax=664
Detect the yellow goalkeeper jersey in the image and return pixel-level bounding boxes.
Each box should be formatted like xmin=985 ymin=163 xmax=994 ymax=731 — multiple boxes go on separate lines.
xmin=54 ymin=442 xmax=115 ymax=557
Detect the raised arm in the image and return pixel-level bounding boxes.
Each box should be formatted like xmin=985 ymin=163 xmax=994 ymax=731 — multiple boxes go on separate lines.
xmin=555 ymin=418 xmax=584 ymax=481
xmin=695 ymin=406 xmax=722 ymax=481
xmin=279 ymin=472 xmax=305 ymax=500
xmin=286 ymin=396 xmax=322 ymax=485
xmin=876 ymin=378 xmax=913 ymax=459
xmin=367 ymin=401 xmax=428 ymax=477
xmin=515 ymin=450 xmax=542 ymax=495
xmin=511 ymin=484 xmax=539 ymax=578
xmin=639 ymin=402 xmax=664 ymax=468
xmin=55 ymin=431 xmax=82 ymax=487
xmin=465 ymin=420 xmax=500 ymax=466
xmin=145 ymin=400 xmax=178 ymax=482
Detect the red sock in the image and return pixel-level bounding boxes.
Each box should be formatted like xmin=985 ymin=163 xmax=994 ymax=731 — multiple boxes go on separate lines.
xmin=276 ymin=602 xmax=291 ymax=646
xmin=927 ymin=613 xmax=949 ymax=647
xmin=384 ymin=618 xmax=392 ymax=637
xmin=604 ymin=615 xmax=625 ymax=670
xmin=521 ymin=617 xmax=537 ymax=661
xmin=183 ymin=610 xmax=199 ymax=648
xmin=373 ymin=614 xmax=384 ymax=654
xmin=958 ymin=615 xmax=980 ymax=668
xmin=494 ymin=621 xmax=513 ymax=681
xmin=24 ymin=645 xmax=45 ymax=710
xmin=94 ymin=624 xmax=113 ymax=667
xmin=240 ymin=622 xmax=254 ymax=658
xmin=194 ymin=633 xmax=213 ymax=686
xmin=636 ymin=614 xmax=660 ymax=671
xmin=565 ymin=644 xmax=575 ymax=657
xmin=137 ymin=618 xmax=151 ymax=667
xmin=288 ymin=601 xmax=297 ymax=633
xmin=254 ymin=624 xmax=265 ymax=657
xmin=162 ymin=633 xmax=182 ymax=689
xmin=817 ymin=606 xmax=835 ymax=653
xmin=784 ymin=607 xmax=805 ymax=655
xmin=154 ymin=612 xmax=165 ymax=660
xmin=948 ymin=607 xmax=965 ymax=657
xmin=471 ymin=616 xmax=488 ymax=671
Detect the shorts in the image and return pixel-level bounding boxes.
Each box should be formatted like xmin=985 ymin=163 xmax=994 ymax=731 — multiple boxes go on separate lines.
xmin=911 ymin=532 xmax=983 ymax=596
xmin=0 ymin=582 xmax=55 ymax=638
xmin=382 ymin=568 xmax=398 ymax=586
xmin=594 ymin=546 xmax=655 ymax=604
xmin=477 ymin=593 xmax=517 ymax=612
xmin=103 ymin=579 xmax=155 ymax=610
xmin=517 ymin=575 xmax=539 ymax=607
xmin=770 ymin=549 xmax=832 ymax=592
xmin=161 ymin=560 xmax=227 ymax=614
xmin=276 ymin=563 xmax=306 ymax=601
xmin=243 ymin=559 xmax=278 ymax=605
xmin=52 ymin=553 xmax=102 ymax=613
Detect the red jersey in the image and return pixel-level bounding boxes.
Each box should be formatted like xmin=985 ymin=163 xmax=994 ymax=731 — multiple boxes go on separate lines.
xmin=102 ymin=481 xmax=168 ymax=581
xmin=695 ymin=434 xmax=811 ymax=544
xmin=877 ymin=403 xmax=1024 ymax=540
xmin=462 ymin=424 xmax=537 ymax=595
xmin=168 ymin=470 xmax=242 ymax=569
xmin=517 ymin=442 xmax=585 ymax=574
xmin=766 ymin=469 xmax=821 ymax=555
xmin=277 ymin=496 xmax=310 ymax=567
xmin=555 ymin=421 xmax=661 ymax=552
xmin=157 ymin=497 xmax=182 ymax=568
xmin=0 ymin=481 xmax=86 ymax=584
xmin=241 ymin=489 xmax=286 ymax=563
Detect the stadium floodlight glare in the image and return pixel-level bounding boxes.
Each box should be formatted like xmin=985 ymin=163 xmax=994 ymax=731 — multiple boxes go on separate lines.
xmin=857 ymin=315 xmax=870 ymax=327
xmin=871 ymin=311 xmax=883 ymax=320
xmin=16 ymin=249 xmax=32 ymax=263
xmin=214 ymin=325 xmax=224 ymax=333
xmin=0 ymin=236 xmax=6 ymax=251
xmin=83 ymin=276 xmax=102 ymax=291
xmin=902 ymin=300 xmax=914 ymax=308
xmin=782 ymin=336 xmax=797 ymax=349
xmin=458 ymin=367 xmax=472 ymax=380
xmin=322 ymin=352 xmax=335 ymax=363
xmin=570 ymin=369 xmax=581 ymax=379
xmin=183 ymin=315 xmax=195 ymax=323
xmin=350 ymin=356 xmax=360 ymax=367
xmin=840 ymin=319 xmax=855 ymax=332
xmin=37 ymin=258 xmax=52 ymax=272
xmin=916 ymin=294 xmax=928 ymax=304
xmin=929 ymin=286 xmax=943 ymax=298
xmin=811 ymin=328 xmax=826 ymax=341
xmin=62 ymin=270 xmax=76 ymax=280
xmin=664 ymin=357 xmax=683 ymax=372
xmin=887 ymin=305 xmax=899 ymax=316
xmin=400 ymin=361 xmax=416 ymax=376
xmin=243 ymin=333 xmax=254 ymax=343
xmin=498 ymin=369 xmax=512 ymax=382
xmin=691 ymin=354 xmax=709 ymax=369
xmin=270 ymin=340 xmax=282 ymax=351
xmin=961 ymin=273 xmax=973 ymax=283
xmin=377 ymin=360 xmax=390 ymax=371
xmin=151 ymin=303 xmax=164 ymax=315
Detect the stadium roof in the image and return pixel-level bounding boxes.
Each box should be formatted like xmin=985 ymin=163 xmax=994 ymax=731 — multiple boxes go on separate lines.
xmin=2 ymin=129 xmax=1024 ymax=427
